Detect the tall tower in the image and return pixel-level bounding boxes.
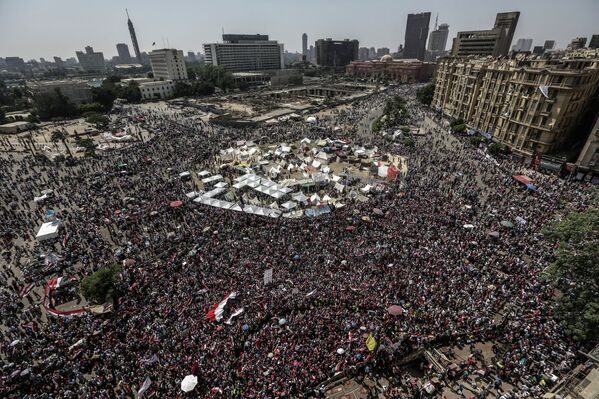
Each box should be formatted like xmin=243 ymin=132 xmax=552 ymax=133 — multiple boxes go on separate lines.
xmin=302 ymin=33 xmax=308 ymax=56
xmin=404 ymin=12 xmax=431 ymax=60
xmin=127 ymin=9 xmax=142 ymax=63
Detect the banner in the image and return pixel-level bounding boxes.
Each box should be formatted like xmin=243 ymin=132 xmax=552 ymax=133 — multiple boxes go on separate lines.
xmin=263 ymin=268 xmax=273 ymax=285
xmin=366 ymin=334 xmax=377 ymax=351
xmin=137 ymin=376 xmax=152 ymax=398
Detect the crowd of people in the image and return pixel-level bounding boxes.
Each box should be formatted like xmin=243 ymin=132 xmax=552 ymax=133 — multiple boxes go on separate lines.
xmin=0 ymin=84 xmax=594 ymax=398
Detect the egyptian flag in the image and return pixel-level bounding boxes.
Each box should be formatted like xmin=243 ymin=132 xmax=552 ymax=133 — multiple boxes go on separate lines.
xmin=206 ymin=292 xmax=238 ymax=322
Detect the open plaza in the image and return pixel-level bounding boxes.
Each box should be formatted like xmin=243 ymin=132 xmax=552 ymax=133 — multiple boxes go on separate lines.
xmin=1 ymin=80 xmax=597 ymax=398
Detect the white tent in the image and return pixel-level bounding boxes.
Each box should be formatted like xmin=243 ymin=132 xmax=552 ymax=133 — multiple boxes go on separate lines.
xmin=334 ymin=182 xmax=345 ymax=193
xmin=306 ymin=116 xmax=317 ymax=124
xmin=215 ymin=182 xmax=228 ymax=188
xmin=198 ymin=170 xmax=211 ymax=177
xmin=185 ymin=191 xmax=198 ymax=199
xmin=231 ymin=203 xmax=244 ymax=212
xmin=310 ymin=193 xmax=321 ymax=203
xmin=179 ymin=171 xmax=191 ymax=178
xmin=322 ymin=194 xmax=332 ymax=203
xmin=292 ymin=192 xmax=308 ymax=202
xmin=300 ymin=137 xmax=311 ymax=144
xmin=202 ymin=174 xmax=223 ymax=184
xmin=332 ymin=174 xmax=342 ymax=182
xmin=361 ymin=184 xmax=372 ymax=193
xmin=281 ymin=201 xmax=298 ymax=210
xmin=36 ymin=221 xmax=60 ymax=241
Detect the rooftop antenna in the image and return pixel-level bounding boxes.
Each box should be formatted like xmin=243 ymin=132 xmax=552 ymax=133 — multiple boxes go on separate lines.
xmin=435 ymin=14 xmax=438 ymax=30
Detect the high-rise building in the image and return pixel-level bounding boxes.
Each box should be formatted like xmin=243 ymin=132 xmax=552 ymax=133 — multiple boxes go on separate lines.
xmin=428 ymin=22 xmax=450 ymax=52
xmin=5 ymin=57 xmax=26 ymax=72
xmin=567 ymin=37 xmax=587 ymax=50
xmin=493 ymin=12 xmax=520 ymax=55
xmin=376 ymin=47 xmax=390 ymax=57
xmin=369 ymin=47 xmax=376 ymax=59
xmin=75 ymin=46 xmax=106 ymax=72
xmin=451 ymin=11 xmax=519 ymax=57
xmin=149 ymin=49 xmax=188 ymax=80
xmin=544 ymin=40 xmax=556 ymax=50
xmin=588 ymin=35 xmax=599 ymax=49
xmin=315 ymin=38 xmax=359 ymax=68
xmin=404 ymin=12 xmax=431 ymax=60
xmin=358 ymin=47 xmax=370 ymax=60
xmin=532 ymin=46 xmax=545 ymax=55
xmin=116 ymin=43 xmax=132 ymax=64
xmin=53 ymin=56 xmax=65 ymax=68
xmin=203 ymin=34 xmax=284 ymax=72
xmin=187 ymin=51 xmax=197 ymax=63
xmin=308 ymin=45 xmax=316 ymax=64
xmin=302 ymin=33 xmax=308 ymax=57
xmin=432 ymin=53 xmax=599 ymax=157
xmin=127 ymin=9 xmax=142 ymax=63
xmin=512 ymin=38 xmax=533 ymax=52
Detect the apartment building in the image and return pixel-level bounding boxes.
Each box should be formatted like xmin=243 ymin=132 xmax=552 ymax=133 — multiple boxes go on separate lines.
xmin=433 ymin=52 xmax=599 ymax=157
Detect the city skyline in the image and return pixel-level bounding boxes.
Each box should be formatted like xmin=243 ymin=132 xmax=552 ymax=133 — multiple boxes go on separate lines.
xmin=1 ymin=0 xmax=598 ymax=60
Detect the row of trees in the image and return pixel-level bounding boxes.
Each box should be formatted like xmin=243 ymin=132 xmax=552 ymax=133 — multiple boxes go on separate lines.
xmin=543 ymin=192 xmax=599 ymax=343
xmin=172 ymin=65 xmax=236 ymax=98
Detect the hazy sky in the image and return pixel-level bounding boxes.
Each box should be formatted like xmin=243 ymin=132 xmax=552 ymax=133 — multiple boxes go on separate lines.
xmin=1 ymin=0 xmax=598 ymax=60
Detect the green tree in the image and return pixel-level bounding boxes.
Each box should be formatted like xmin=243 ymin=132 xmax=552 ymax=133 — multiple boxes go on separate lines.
xmin=416 ymin=83 xmax=435 ymax=106
xmin=80 ymin=266 xmax=121 ymax=303
xmin=192 ymin=81 xmax=215 ymax=96
xmin=51 ymin=130 xmax=73 ymax=158
xmin=173 ymin=81 xmax=193 ymax=97
xmin=188 ymin=64 xmax=236 ymax=92
xmin=543 ymin=198 xmax=599 ymax=343
xmin=84 ymin=112 xmax=110 ymax=129
xmin=79 ymin=102 xmax=106 ymax=114
xmin=33 ymin=88 xmax=78 ymax=120
xmin=91 ymin=86 xmax=116 ymax=111
xmin=116 ymin=82 xmax=141 ymax=103
xmin=452 ymin=123 xmax=466 ymax=133
xmin=488 ymin=142 xmax=507 ymax=156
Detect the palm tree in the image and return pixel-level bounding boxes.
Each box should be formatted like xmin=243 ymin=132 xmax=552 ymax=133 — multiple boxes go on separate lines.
xmin=51 ymin=130 xmax=72 ymax=158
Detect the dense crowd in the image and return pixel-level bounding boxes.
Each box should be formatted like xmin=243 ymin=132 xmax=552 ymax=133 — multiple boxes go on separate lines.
xmin=0 ymin=85 xmax=594 ymax=398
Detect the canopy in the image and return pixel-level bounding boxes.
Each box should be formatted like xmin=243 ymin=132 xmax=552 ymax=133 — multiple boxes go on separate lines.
xmin=387 ymin=305 xmax=404 ymax=316
xmin=36 ymin=221 xmax=60 ymax=241
xmin=169 ymin=200 xmax=183 ymax=208
xmin=181 ymin=375 xmax=198 ymax=392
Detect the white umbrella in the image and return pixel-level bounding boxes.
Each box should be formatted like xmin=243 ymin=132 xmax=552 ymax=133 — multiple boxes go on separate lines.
xmin=181 ymin=375 xmax=198 ymax=392
xmin=336 ymin=348 xmax=345 ymax=355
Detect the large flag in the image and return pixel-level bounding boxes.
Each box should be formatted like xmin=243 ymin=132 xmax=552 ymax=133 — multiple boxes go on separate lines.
xmin=366 ymin=334 xmax=377 ymax=352
xmin=206 ymin=291 xmax=238 ymax=322
xmin=224 ymin=307 xmax=244 ymax=325
xmin=137 ymin=376 xmax=152 ymax=398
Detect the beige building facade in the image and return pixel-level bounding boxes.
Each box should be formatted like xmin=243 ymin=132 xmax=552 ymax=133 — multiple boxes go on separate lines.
xmin=432 ymin=52 xmax=599 ymax=159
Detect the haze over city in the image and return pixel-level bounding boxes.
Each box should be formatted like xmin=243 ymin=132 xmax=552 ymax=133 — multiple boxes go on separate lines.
xmin=1 ymin=0 xmax=598 ymax=59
